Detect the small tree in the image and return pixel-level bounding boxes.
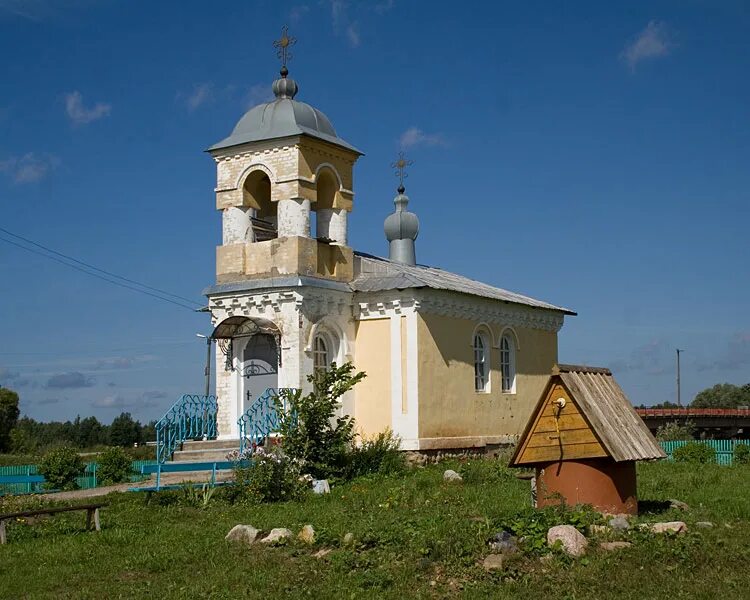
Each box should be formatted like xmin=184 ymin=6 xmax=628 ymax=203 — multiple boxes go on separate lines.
xmin=38 ymin=446 xmax=85 ymax=490
xmin=97 ymin=446 xmax=133 ymax=485
xmin=0 ymin=387 xmax=20 ymax=452
xmin=656 ymin=420 xmax=696 ymax=441
xmin=276 ymin=362 xmax=365 ymax=479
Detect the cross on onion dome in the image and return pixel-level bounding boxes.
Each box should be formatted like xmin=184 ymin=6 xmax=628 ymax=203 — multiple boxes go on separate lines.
xmin=273 ymin=25 xmax=297 ymax=76
xmin=391 ymin=152 xmax=414 ymax=193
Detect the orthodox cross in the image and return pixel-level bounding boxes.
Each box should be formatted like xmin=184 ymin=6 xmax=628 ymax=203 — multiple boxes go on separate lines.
xmin=273 ymin=25 xmax=297 ymax=71
xmin=391 ymin=152 xmax=414 ymax=191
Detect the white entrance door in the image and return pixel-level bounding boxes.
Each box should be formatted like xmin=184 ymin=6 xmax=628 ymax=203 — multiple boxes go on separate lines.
xmin=238 ymin=334 xmax=279 ymax=416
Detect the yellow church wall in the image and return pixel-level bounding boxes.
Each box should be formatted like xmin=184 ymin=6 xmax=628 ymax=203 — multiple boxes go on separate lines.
xmin=297 ymin=138 xmax=357 ymax=210
xmin=416 ymin=313 xmax=558 ymax=447
xmin=353 ymin=319 xmax=392 ymax=437
xmin=216 ymin=236 xmax=354 ymax=283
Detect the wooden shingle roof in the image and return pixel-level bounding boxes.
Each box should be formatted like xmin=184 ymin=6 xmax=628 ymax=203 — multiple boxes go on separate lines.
xmin=511 ymin=364 xmax=665 ymax=465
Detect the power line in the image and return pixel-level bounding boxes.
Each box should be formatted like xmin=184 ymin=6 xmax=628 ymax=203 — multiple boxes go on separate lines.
xmin=0 ymin=233 xmax=202 ymax=312
xmin=0 ymin=226 xmax=203 ymax=307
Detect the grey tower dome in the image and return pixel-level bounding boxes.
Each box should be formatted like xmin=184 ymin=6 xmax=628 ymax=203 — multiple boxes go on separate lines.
xmin=208 ymin=67 xmax=360 ymax=154
xmin=384 ymin=188 xmax=419 ymax=265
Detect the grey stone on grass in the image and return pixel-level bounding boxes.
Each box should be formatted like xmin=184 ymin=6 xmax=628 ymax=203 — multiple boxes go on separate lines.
xmin=260 ymin=528 xmax=293 ymax=544
xmin=547 ymin=525 xmax=588 ymax=557
xmin=482 ymin=554 xmax=505 ymax=571
xmin=600 ymin=541 xmax=632 ymax=552
xmin=669 ymin=499 xmax=690 ymax=511
xmin=696 ymin=521 xmax=714 ymax=528
xmin=488 ymin=531 xmax=518 ymax=554
xmin=608 ymin=516 xmax=630 ymax=531
xmin=443 ymin=469 xmax=463 ymax=482
xmin=649 ymin=521 xmax=688 ymax=534
xmin=225 ymin=524 xmax=262 ymax=545
xmin=298 ymin=524 xmax=315 ymax=544
xmin=312 ymin=479 xmax=330 ymax=494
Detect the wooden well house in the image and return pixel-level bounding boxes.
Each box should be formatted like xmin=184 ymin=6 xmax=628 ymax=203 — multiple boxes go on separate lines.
xmin=509 ymin=364 xmax=665 ymax=514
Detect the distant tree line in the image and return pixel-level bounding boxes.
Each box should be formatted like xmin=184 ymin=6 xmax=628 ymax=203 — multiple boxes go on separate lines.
xmin=635 ymin=383 xmax=750 ymax=410
xmin=0 ymin=386 xmax=156 ymax=454
xmin=691 ymin=383 xmax=750 ymax=409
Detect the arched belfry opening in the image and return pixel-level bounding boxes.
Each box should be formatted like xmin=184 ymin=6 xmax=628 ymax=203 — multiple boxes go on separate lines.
xmin=315 ymin=167 xmax=347 ymax=244
xmin=243 ymin=169 xmax=276 ymax=241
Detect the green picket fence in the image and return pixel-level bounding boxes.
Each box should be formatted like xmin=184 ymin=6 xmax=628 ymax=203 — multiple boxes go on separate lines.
xmin=0 ymin=460 xmax=157 ymax=495
xmin=661 ymin=440 xmax=750 ymax=465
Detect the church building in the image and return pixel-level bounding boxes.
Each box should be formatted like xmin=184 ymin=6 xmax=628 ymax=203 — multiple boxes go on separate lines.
xmin=203 ymin=32 xmax=575 ymax=451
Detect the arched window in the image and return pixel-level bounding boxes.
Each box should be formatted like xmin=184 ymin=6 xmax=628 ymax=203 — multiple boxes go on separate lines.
xmin=313 ymin=333 xmax=330 ymax=373
xmin=473 ymin=333 xmax=489 ymax=392
xmin=500 ymin=334 xmax=516 ymax=393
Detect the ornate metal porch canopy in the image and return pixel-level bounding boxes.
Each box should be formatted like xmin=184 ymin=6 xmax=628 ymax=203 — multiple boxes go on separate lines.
xmin=210 ymin=316 xmax=282 ymax=371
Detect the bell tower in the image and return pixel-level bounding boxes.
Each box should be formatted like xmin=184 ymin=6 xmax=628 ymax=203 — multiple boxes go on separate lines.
xmin=207 ymin=27 xmax=362 ymax=285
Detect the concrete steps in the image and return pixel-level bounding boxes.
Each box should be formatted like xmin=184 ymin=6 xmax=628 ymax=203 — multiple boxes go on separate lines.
xmin=171 ymin=439 xmax=240 ymax=463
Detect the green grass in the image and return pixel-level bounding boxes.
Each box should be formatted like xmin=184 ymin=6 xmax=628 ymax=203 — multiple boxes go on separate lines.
xmin=1 ymin=460 xmax=750 ymax=599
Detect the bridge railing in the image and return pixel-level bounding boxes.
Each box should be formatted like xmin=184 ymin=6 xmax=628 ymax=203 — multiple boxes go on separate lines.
xmin=638 ymin=408 xmax=750 ymax=418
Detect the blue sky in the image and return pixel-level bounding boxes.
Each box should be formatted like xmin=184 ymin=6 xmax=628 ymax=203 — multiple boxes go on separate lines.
xmin=1 ymin=0 xmax=748 ymax=423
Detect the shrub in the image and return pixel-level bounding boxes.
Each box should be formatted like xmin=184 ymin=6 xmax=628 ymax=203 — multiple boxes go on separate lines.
xmin=500 ymin=504 xmax=601 ymax=556
xmin=344 ymin=429 xmax=405 ymax=479
xmin=656 ymin=421 xmax=696 ymax=441
xmin=231 ymin=446 xmax=307 ymax=504
xmin=734 ymin=443 xmax=750 ymax=465
xmin=38 ymin=446 xmax=84 ymax=490
xmin=97 ymin=446 xmax=133 ymax=485
xmin=276 ymin=362 xmax=365 ymax=479
xmin=672 ymin=442 xmax=716 ymax=464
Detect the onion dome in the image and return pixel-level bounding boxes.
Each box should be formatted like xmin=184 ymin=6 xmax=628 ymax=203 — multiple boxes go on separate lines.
xmin=384 ymin=185 xmax=420 ymax=265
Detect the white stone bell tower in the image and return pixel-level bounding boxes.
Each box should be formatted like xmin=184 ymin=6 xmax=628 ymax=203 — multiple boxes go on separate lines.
xmin=204 ymin=28 xmax=361 ymax=438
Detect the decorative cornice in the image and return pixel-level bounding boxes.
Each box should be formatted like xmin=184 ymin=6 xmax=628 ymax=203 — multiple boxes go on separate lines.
xmin=355 ymin=289 xmax=565 ymax=332
xmin=210 ymin=286 xmax=353 ymax=324
xmin=210 ymin=290 xmax=302 ymax=323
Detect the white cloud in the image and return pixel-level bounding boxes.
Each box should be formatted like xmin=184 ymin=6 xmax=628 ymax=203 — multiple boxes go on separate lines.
xmin=0 ymin=153 xmax=59 ymax=183
xmin=64 ymin=91 xmax=111 ymax=125
xmin=695 ymin=332 xmax=750 ymax=372
xmin=346 ymin=24 xmax=360 ymax=47
xmin=92 ymin=355 xmax=156 ymax=371
xmin=399 ymin=126 xmax=447 ymax=149
xmin=608 ymin=339 xmax=670 ymax=376
xmin=0 ymin=0 xmax=94 ymax=21
xmin=46 ymin=371 xmax=94 ymax=389
xmin=289 ymin=4 xmax=309 ymax=24
xmin=181 ymin=83 xmax=214 ymax=112
xmin=92 ymin=392 xmax=160 ymax=410
xmin=374 ymin=0 xmax=394 ymax=14
xmin=620 ymin=21 xmax=673 ymax=72
xmin=246 ymin=83 xmax=273 ymax=108
xmin=328 ymin=0 xmax=361 ymax=48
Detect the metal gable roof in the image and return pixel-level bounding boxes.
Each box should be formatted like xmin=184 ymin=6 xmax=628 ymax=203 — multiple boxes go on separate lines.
xmin=351 ymin=252 xmax=576 ymax=315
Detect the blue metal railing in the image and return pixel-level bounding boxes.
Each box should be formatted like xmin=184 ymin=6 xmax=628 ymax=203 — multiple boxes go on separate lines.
xmin=156 ymin=394 xmax=218 ymax=463
xmin=238 ymin=388 xmax=296 ymax=454
xmin=0 ymin=460 xmax=157 ymax=496
xmin=661 ymin=439 xmax=750 ymax=465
